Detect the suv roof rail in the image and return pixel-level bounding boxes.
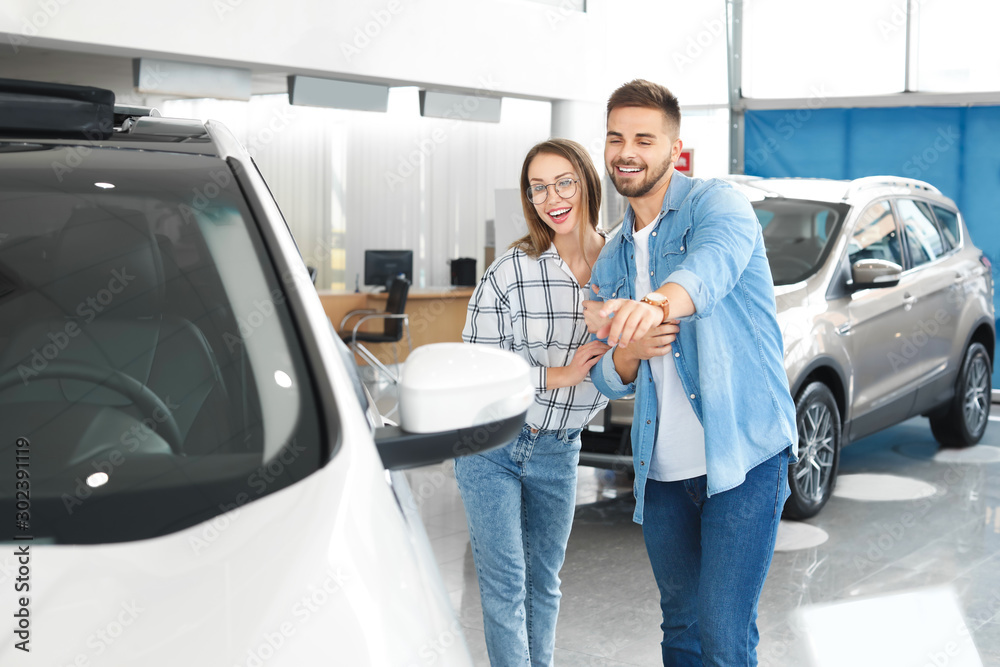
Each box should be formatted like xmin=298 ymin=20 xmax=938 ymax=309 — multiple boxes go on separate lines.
xmin=114 ymin=104 xmax=160 ymax=126
xmin=844 ymin=175 xmax=941 ymax=200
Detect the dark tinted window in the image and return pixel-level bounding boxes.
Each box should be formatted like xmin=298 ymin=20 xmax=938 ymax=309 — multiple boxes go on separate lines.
xmin=0 ymin=145 xmax=323 ymax=544
xmin=847 ymin=200 xmax=902 ymax=267
xmin=898 ymin=199 xmax=947 ymax=267
xmin=932 ymin=205 xmax=961 ymax=249
xmin=755 ymin=199 xmax=849 ymax=285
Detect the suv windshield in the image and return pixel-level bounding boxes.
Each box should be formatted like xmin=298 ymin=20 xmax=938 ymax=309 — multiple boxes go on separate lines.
xmin=0 ymin=144 xmax=322 ymax=544
xmin=755 ymin=199 xmax=850 ymax=285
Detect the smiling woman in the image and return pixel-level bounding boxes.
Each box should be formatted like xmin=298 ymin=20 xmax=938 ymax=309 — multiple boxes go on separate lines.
xmin=456 ymin=137 xmax=609 ymax=666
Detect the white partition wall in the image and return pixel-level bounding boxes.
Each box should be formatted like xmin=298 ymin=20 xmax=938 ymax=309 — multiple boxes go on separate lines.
xmin=165 ymin=91 xmax=550 ymax=290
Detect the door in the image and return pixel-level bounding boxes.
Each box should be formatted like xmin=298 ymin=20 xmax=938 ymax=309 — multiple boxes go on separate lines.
xmin=844 ymin=199 xmax=917 ymax=438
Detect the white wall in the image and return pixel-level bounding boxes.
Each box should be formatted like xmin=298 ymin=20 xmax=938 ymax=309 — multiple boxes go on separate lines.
xmin=0 ymin=0 xmax=727 ymax=105
xmin=164 ymin=90 xmax=551 ymax=290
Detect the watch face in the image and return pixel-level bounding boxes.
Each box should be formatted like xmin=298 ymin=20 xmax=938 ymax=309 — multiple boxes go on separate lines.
xmin=645 ymin=293 xmax=665 ymax=304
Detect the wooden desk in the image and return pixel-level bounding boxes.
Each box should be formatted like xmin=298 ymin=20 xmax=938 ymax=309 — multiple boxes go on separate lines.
xmin=318 ymin=287 xmax=474 ymax=364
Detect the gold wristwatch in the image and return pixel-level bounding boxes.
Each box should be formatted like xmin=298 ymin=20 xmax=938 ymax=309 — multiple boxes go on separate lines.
xmin=640 ymin=292 xmax=670 ymax=323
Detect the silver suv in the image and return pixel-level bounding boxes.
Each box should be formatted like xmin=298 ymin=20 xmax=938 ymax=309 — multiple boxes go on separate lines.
xmin=581 ymin=175 xmax=994 ymax=519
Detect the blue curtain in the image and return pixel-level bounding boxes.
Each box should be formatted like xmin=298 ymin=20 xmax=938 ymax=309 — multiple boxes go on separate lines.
xmin=745 ymin=105 xmax=1000 ymax=383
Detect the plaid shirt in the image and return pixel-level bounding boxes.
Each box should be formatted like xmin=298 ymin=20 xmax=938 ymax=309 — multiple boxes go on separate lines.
xmin=463 ymin=245 xmax=608 ymax=431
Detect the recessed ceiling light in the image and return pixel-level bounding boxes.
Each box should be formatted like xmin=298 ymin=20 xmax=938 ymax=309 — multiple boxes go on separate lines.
xmin=94 ymin=182 xmax=115 ymax=189
xmin=86 ymin=472 xmax=109 ymax=488
xmin=274 ymin=370 xmax=292 ymax=388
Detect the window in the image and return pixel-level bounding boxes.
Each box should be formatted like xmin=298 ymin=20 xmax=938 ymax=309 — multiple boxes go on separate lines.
xmin=0 ymin=146 xmax=323 ymax=544
xmin=932 ymin=206 xmax=961 ymax=249
xmin=743 ymin=0 xmax=906 ymax=98
xmin=847 ymin=201 xmax=902 ymax=267
xmin=897 ymin=199 xmax=947 ymax=267
xmin=755 ymin=199 xmax=849 ymax=285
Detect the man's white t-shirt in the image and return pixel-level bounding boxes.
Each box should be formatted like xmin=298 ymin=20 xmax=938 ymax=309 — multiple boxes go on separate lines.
xmin=632 ymin=219 xmax=707 ymax=482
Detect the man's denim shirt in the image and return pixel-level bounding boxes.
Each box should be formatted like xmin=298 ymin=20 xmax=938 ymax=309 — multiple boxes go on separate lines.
xmin=589 ymin=173 xmax=797 ymax=524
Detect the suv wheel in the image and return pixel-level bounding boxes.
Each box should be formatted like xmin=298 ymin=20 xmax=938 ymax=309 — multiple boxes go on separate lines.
xmin=785 ymin=382 xmax=841 ymax=520
xmin=930 ymin=342 xmax=991 ymax=448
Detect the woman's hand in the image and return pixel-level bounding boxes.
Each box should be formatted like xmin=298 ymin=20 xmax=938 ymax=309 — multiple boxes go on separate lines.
xmin=583 ymin=286 xmax=609 ymax=334
xmin=546 ymin=339 xmax=612 ymax=389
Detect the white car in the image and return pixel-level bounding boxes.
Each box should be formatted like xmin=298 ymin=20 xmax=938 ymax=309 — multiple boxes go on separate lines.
xmin=0 ymin=78 xmax=531 ymax=666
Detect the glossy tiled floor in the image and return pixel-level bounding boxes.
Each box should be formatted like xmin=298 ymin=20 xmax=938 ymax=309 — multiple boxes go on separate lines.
xmin=367 ymin=371 xmax=1000 ymax=666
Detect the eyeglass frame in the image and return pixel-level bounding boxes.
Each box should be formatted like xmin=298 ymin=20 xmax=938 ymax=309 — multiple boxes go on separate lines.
xmin=525 ymin=177 xmax=580 ymax=205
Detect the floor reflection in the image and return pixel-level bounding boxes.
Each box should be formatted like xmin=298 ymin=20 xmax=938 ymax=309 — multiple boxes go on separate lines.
xmin=367 ymin=367 xmax=1000 ymax=665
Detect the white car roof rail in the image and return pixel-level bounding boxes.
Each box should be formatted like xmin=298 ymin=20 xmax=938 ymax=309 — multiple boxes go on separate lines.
xmin=843 ymin=175 xmax=941 ymax=200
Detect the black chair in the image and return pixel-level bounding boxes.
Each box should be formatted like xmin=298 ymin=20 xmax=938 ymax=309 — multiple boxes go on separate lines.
xmin=339 ymin=277 xmax=412 ymax=384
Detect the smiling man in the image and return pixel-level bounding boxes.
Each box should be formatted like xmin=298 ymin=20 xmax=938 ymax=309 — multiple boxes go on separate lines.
xmin=584 ymin=79 xmax=798 ymax=666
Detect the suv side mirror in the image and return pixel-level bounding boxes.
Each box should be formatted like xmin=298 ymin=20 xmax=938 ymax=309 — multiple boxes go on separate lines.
xmin=850 ymin=259 xmax=902 ymax=290
xmin=374 ymin=343 xmax=533 ymax=470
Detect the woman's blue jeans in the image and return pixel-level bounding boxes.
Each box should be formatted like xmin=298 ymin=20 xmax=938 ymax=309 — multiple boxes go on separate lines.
xmin=642 ymin=449 xmax=790 ymax=667
xmin=454 ymin=425 xmax=582 ymax=667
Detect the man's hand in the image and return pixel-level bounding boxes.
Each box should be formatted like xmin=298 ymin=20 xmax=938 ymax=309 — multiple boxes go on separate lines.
xmin=597 ymin=299 xmax=665 ymax=348
xmin=615 ymin=321 xmax=679 ymax=361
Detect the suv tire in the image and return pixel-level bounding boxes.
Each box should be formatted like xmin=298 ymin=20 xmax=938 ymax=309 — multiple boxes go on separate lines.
xmin=930 ymin=342 xmax=991 ymax=449
xmin=785 ymin=382 xmax=841 ymax=520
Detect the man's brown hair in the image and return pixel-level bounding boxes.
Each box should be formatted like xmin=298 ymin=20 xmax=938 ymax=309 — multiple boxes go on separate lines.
xmin=606 ymin=79 xmax=681 ymax=136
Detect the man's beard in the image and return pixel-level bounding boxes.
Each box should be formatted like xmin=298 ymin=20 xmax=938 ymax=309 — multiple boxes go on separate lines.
xmin=609 ymin=156 xmax=673 ymax=198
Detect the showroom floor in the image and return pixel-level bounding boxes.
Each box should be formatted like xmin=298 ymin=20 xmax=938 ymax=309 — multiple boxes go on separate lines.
xmin=366 ymin=371 xmax=1000 ymax=666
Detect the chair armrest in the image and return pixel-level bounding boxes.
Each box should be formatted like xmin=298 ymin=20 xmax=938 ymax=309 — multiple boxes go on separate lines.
xmin=351 ymin=313 xmax=410 ymax=339
xmin=339 ymin=309 xmax=378 ymax=331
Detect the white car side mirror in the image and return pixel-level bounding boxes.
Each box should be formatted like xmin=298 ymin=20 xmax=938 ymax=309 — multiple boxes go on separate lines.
xmin=375 ymin=343 xmax=533 ymax=470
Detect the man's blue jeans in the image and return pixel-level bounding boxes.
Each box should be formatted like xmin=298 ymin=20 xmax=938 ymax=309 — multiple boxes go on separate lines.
xmin=642 ymin=449 xmax=790 ymax=666
xmin=454 ymin=425 xmax=582 ymax=667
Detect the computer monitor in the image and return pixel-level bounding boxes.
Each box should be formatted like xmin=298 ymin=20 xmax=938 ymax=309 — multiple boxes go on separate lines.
xmin=364 ymin=250 xmax=413 ymax=291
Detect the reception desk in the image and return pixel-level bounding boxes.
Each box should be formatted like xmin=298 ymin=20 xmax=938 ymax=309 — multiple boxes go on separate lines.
xmin=318 ymin=287 xmax=475 ymax=364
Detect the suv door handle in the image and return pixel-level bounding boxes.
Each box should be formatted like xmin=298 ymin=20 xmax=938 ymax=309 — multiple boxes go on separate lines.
xmin=902 ymin=293 xmax=916 ymax=310
xmin=835 ymin=323 xmax=852 ymax=336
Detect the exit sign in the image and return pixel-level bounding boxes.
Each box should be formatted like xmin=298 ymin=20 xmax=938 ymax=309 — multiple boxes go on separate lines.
xmin=676 ymin=148 xmax=694 ymax=175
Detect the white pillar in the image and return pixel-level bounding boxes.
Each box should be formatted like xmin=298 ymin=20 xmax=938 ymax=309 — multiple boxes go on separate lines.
xmin=551 ymin=99 xmax=624 ymax=230
xmin=551 ymin=99 xmax=606 ymax=174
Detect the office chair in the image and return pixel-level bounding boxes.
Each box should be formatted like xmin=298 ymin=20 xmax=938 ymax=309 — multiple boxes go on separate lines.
xmin=339 ymin=277 xmax=412 ymax=384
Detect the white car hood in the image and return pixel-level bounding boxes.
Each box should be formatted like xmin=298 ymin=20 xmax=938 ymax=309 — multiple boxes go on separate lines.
xmin=1 ymin=426 xmax=470 ymax=666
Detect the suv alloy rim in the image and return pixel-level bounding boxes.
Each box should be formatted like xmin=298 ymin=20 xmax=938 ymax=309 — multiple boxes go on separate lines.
xmin=964 ymin=353 xmax=989 ymax=436
xmin=796 ymin=402 xmax=836 ymax=502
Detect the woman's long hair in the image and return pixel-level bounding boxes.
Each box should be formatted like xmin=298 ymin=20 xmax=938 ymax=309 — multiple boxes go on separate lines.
xmin=512 ymin=138 xmax=602 ymax=259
